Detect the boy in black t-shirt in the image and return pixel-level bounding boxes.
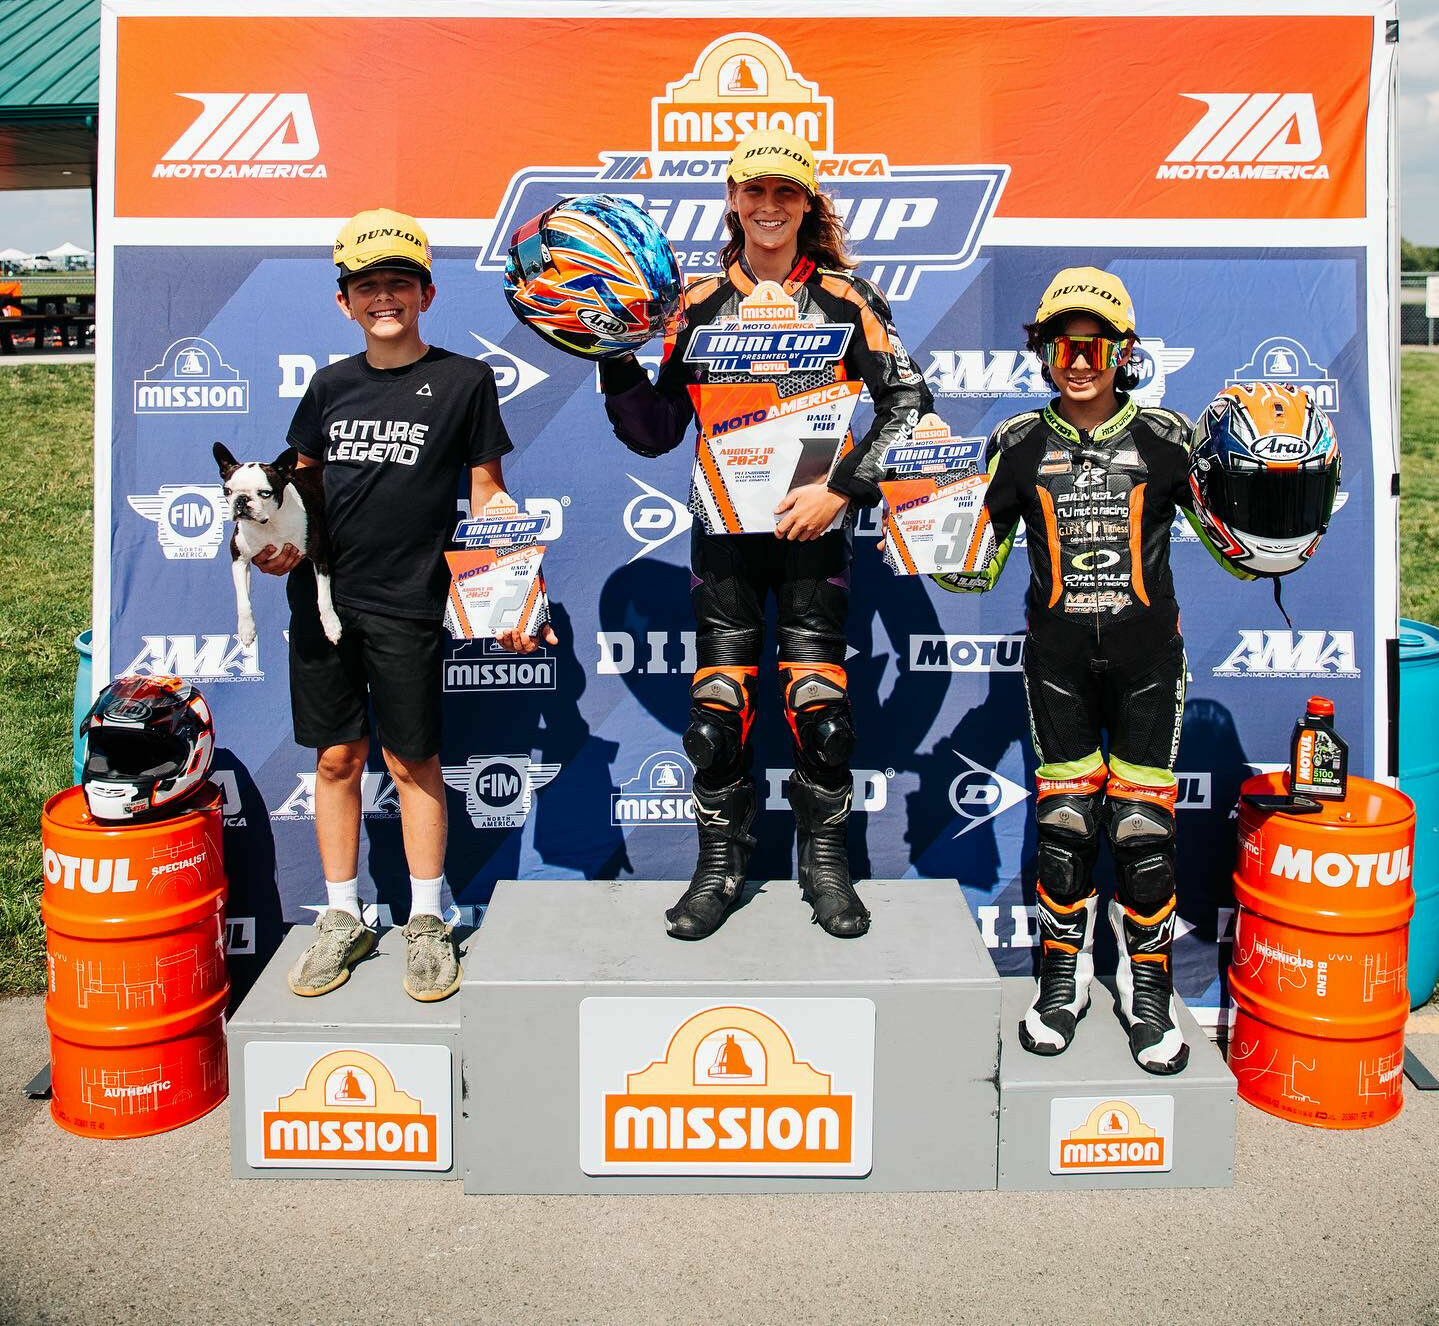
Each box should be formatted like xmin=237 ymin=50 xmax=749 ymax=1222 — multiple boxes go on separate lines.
xmin=255 ymin=208 xmax=555 ymax=1002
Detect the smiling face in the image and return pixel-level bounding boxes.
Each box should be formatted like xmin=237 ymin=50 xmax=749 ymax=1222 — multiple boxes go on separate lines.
xmin=728 ymin=175 xmax=812 ymax=273
xmin=336 ymin=269 xmax=433 ymax=348
xmin=1045 ymin=313 xmax=1132 ymax=408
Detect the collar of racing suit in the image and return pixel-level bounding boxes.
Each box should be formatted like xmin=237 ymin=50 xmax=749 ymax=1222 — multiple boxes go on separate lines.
xmin=730 ymin=253 xmax=818 ymax=297
xmin=1041 ymin=394 xmax=1138 ymax=448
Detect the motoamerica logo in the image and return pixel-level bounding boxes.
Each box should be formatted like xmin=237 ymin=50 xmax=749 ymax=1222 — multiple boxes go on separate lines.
xmin=474 ymin=32 xmax=1007 ymax=301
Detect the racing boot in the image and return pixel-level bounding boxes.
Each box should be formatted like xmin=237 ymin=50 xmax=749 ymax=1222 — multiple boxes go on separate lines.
xmin=665 ymin=778 xmax=756 ymax=940
xmin=788 ymin=771 xmax=870 ymax=938
xmin=1018 ymin=888 xmax=1098 ymax=1056
xmin=1109 ymin=897 xmax=1190 ymax=1075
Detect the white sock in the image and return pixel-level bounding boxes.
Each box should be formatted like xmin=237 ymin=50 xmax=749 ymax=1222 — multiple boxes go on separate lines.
xmin=325 ymin=877 xmax=361 ymax=920
xmin=409 ymin=874 xmax=444 ymax=919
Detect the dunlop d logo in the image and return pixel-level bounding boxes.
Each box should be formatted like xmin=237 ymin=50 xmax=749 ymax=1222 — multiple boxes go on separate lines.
xmin=581 ymin=999 xmax=875 ymax=1176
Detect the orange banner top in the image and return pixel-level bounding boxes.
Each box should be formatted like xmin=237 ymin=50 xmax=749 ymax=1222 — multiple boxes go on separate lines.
xmin=114 ymin=14 xmax=1372 ymax=221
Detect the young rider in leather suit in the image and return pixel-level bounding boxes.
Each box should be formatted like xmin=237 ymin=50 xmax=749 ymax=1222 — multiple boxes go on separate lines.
xmin=945 ymin=267 xmax=1249 ymax=1073
xmin=601 ymin=129 xmax=930 ymax=941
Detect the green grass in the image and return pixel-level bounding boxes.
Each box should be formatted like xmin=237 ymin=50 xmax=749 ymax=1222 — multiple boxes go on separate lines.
xmin=0 ymin=357 xmax=1436 ymax=995
xmin=1401 ymin=350 xmax=1439 ymax=625
xmin=0 ymin=366 xmax=92 ymax=995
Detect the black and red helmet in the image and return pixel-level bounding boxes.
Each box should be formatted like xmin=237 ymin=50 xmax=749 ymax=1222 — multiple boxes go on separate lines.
xmin=80 ymin=674 xmax=215 ymax=821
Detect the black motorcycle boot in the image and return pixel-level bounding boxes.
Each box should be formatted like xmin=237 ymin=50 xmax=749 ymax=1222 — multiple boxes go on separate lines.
xmin=787 ymin=771 xmax=870 ymax=938
xmin=665 ymin=778 xmax=757 ymax=940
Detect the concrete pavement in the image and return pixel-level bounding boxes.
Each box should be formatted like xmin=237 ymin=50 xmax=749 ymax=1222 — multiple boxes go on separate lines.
xmin=2 ymin=994 xmax=1437 ymax=1326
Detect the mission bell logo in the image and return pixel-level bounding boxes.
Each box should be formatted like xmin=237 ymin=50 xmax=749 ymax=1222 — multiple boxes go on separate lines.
xmin=251 ymin=1046 xmax=450 ymax=1170
xmin=1049 ymin=1096 xmax=1174 ymax=1174
xmin=582 ymin=1000 xmax=874 ymax=1176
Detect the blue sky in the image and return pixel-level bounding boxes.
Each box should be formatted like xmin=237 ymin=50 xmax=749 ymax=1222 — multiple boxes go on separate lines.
xmin=0 ymin=4 xmax=1436 ymax=252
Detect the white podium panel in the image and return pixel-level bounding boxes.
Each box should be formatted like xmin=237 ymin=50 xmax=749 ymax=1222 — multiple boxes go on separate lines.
xmin=461 ymin=879 xmax=1002 ymax=1194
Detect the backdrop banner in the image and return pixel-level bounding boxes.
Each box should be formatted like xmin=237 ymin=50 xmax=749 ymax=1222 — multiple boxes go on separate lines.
xmin=95 ymin=2 xmax=1400 ymax=1018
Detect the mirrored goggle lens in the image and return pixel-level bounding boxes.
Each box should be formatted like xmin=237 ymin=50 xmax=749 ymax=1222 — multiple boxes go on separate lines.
xmin=1040 ymin=335 xmax=1124 ymax=370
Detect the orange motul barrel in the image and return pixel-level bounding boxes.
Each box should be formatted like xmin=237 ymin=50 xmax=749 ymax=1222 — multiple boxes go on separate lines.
xmin=1229 ymin=772 xmax=1414 ymax=1129
xmin=41 ymin=784 xmax=229 ymax=1138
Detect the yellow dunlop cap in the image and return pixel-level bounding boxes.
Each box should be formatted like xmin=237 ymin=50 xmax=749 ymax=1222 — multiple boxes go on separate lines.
xmin=333 ymin=208 xmax=432 ymax=280
xmin=1035 ymin=267 xmax=1136 ymax=336
xmin=726 ymin=130 xmax=817 ymax=194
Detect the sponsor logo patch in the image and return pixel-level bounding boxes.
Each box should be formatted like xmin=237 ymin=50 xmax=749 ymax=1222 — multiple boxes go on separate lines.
xmin=612 ymin=751 xmax=696 ymax=827
xmin=134 ymin=337 xmax=248 ymax=414
xmin=127 ymin=484 xmax=226 ymax=559
xmin=1213 ymin=629 xmax=1359 ymax=678
xmin=155 ymin=92 xmax=327 ymax=180
xmin=1158 ymin=92 xmax=1327 ymax=182
xmin=1050 ymin=1097 xmax=1174 ymax=1174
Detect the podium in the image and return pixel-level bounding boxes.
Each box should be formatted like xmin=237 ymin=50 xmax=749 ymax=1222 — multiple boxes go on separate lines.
xmin=226 ymin=882 xmax=1238 ymax=1192
xmin=460 ymin=879 xmax=1001 ymax=1194
xmin=997 ymin=978 xmax=1236 ymax=1190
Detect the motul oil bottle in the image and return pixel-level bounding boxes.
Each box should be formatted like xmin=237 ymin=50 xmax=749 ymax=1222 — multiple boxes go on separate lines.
xmin=1289 ymin=696 xmax=1348 ymax=800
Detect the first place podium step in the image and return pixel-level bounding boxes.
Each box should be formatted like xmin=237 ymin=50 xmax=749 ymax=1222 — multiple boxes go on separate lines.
xmin=461 ymin=878 xmax=1001 ymax=1194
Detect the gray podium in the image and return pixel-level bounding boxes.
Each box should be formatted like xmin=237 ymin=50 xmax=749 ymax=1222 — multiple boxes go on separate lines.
xmin=460 ymin=879 xmax=1001 ymax=1194
xmin=996 ymin=977 xmax=1236 ymax=1190
xmin=228 ymin=924 xmax=469 ymax=1180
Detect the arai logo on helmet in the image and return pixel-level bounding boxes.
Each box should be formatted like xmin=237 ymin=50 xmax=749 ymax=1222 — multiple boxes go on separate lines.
xmin=579 ymin=308 xmax=632 ymax=337
xmin=1250 ymin=435 xmax=1315 ymax=461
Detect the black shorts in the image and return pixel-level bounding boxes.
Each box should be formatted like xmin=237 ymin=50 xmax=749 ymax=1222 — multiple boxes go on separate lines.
xmin=287 ymin=575 xmax=444 ymax=760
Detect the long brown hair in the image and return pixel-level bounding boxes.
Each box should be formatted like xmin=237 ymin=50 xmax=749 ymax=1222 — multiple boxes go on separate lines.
xmin=718 ymin=187 xmax=857 ymax=273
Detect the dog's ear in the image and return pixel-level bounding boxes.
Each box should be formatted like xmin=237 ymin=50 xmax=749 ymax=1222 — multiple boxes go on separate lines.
xmin=213 ymin=441 xmax=238 ymax=475
xmin=270 ymin=446 xmax=299 ymax=477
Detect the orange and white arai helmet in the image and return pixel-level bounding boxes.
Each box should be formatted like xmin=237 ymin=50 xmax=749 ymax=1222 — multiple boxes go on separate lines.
xmin=1189 ymin=383 xmax=1341 ymax=577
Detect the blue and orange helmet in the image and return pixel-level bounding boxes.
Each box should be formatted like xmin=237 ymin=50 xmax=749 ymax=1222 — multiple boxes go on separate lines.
xmin=503 ymin=195 xmax=682 ymax=359
xmin=1189 ymin=383 xmax=1341 ymax=577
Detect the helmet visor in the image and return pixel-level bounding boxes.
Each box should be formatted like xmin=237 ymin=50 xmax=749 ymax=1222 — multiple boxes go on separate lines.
xmin=1206 ymin=458 xmax=1339 ymax=540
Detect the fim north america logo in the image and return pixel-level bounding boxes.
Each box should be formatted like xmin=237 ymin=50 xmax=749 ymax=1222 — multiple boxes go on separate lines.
xmin=127 ymin=484 xmax=226 ymax=559
xmin=611 ymin=751 xmax=696 ymax=827
xmin=443 ymin=755 xmax=560 ymax=830
xmin=134 ymin=337 xmax=249 ymax=414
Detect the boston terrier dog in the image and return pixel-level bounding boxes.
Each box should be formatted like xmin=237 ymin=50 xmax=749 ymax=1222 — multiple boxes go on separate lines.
xmin=213 ymin=442 xmax=341 ymax=646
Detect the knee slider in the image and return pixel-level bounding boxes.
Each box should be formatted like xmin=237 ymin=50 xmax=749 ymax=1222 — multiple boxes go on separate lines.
xmin=1108 ymin=798 xmax=1176 ymax=912
xmin=779 ymin=663 xmax=853 ymax=768
xmin=684 ymin=667 xmax=757 ymax=773
xmin=1035 ymin=790 xmax=1102 ymax=903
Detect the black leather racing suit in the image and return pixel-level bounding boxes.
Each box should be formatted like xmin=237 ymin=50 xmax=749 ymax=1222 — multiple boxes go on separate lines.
xmin=601 ymin=254 xmax=930 ymax=790
xmin=963 ymin=395 xmax=1247 ymax=912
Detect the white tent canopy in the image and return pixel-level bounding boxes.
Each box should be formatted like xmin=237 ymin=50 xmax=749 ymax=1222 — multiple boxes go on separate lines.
xmin=45 ymin=241 xmax=91 ymax=259
xmin=0 ymin=247 xmax=28 ymax=262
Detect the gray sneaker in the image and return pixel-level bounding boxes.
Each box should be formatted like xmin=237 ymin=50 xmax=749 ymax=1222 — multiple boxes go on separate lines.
xmin=402 ymin=913 xmax=462 ymax=1002
xmin=287 ymin=908 xmax=376 ymax=997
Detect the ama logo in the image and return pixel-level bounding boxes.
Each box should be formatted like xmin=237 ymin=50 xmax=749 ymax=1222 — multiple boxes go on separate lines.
xmin=272 ymin=772 xmax=400 ymax=821
xmin=442 ymin=755 xmax=560 ymax=829
xmin=612 ymin=751 xmax=696 ymax=827
xmin=124 ymin=634 xmax=261 ymax=683
xmin=1228 ymin=337 xmax=1339 ymax=413
xmin=134 ymin=337 xmax=248 ymax=414
xmin=1213 ymin=630 xmax=1359 ymax=679
xmin=127 ymin=484 xmax=226 ymax=559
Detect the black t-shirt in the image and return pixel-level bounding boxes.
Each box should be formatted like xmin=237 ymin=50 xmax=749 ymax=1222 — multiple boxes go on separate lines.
xmin=287 ymin=346 xmax=513 ymax=620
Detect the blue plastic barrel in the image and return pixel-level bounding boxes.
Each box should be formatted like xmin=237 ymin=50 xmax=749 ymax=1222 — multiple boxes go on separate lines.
xmin=71 ymin=629 xmax=92 ymax=787
xmin=1400 ymin=618 xmax=1439 ymax=1007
